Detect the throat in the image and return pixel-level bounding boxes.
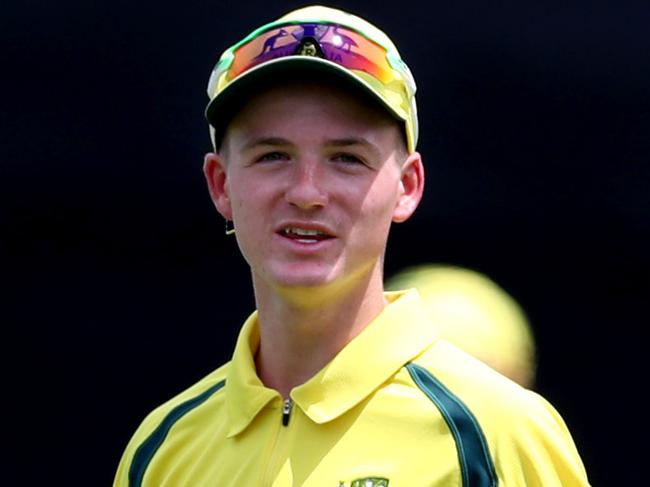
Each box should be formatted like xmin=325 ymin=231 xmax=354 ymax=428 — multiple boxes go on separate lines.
xmin=253 ymin=286 xmax=388 ymax=396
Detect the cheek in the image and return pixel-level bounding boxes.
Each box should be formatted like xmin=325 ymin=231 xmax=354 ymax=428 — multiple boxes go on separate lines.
xmin=228 ymin=175 xmax=265 ymax=219
xmin=227 ymin=181 xmax=278 ymax=262
xmin=363 ymin=174 xmax=401 ymax=220
xmin=350 ymin=190 xmax=399 ymax=245
xmin=230 ymin=203 xmax=269 ymax=271
xmin=229 ymin=195 xmax=246 ymax=219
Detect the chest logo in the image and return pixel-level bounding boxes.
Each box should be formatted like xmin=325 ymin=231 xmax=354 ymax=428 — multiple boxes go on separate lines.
xmin=339 ymin=478 xmax=389 ymax=487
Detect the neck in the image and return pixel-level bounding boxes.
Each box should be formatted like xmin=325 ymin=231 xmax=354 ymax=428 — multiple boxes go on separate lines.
xmin=252 ymin=266 xmax=387 ymax=398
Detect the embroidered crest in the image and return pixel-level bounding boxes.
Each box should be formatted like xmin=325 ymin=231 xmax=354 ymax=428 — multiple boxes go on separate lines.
xmin=296 ymin=39 xmax=319 ymax=56
xmin=339 ymin=477 xmax=389 ymax=487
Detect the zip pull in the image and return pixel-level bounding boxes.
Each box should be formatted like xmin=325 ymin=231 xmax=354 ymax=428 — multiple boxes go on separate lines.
xmin=282 ymin=398 xmax=293 ymax=426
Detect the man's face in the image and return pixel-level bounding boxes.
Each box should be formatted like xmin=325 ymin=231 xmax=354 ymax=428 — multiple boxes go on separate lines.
xmin=204 ymin=81 xmax=423 ymax=297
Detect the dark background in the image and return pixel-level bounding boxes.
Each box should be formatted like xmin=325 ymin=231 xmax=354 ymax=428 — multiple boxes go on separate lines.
xmin=3 ymin=0 xmax=648 ymax=485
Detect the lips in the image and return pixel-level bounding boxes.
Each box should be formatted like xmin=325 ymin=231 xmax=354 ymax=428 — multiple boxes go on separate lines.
xmin=278 ymin=225 xmax=335 ymax=243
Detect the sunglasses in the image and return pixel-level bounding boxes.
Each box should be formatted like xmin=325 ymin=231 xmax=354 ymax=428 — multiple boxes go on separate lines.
xmin=209 ymin=21 xmax=414 ymax=96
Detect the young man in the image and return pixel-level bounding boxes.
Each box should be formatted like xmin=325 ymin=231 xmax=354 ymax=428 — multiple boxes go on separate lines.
xmin=113 ymin=6 xmax=590 ymax=486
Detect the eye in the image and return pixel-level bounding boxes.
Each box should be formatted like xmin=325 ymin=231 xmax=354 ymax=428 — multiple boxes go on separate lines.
xmin=332 ymin=153 xmax=364 ymax=164
xmin=257 ymin=151 xmax=288 ymax=162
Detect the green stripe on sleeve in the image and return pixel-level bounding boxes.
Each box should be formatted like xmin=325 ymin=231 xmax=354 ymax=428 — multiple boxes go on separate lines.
xmin=406 ymin=363 xmax=497 ymax=487
xmin=128 ymin=379 xmax=226 ymax=487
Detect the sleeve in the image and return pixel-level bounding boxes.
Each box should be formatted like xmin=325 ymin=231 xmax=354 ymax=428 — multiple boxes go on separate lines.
xmin=111 ymin=405 xmax=170 ymax=487
xmin=112 ymin=420 xmax=153 ymax=487
xmin=111 ymin=367 xmax=230 ymax=487
xmin=112 ymin=441 xmax=133 ymax=487
xmin=492 ymin=391 xmax=591 ymax=487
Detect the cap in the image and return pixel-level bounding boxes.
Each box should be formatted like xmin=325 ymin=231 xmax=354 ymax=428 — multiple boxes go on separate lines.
xmin=205 ymin=5 xmax=418 ymax=152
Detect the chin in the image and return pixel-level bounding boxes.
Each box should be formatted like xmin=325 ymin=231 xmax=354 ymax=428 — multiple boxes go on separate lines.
xmin=266 ymin=262 xmax=340 ymax=290
xmin=274 ymin=273 xmax=336 ymax=290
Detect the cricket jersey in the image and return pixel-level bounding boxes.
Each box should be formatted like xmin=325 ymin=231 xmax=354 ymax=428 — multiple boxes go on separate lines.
xmin=113 ymin=290 xmax=590 ymax=486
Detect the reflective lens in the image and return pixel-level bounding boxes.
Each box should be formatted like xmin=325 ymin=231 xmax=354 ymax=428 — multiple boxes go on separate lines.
xmin=223 ymin=22 xmax=397 ymax=85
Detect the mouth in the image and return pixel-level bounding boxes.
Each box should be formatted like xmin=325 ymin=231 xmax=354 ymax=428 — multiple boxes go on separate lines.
xmin=278 ymin=226 xmax=335 ymax=244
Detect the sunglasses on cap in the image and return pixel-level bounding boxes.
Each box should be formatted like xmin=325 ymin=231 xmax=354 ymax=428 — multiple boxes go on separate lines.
xmin=210 ymin=21 xmax=413 ymax=89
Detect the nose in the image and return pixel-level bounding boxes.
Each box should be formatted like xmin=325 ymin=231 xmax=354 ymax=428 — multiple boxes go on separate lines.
xmin=284 ymin=158 xmax=328 ymax=210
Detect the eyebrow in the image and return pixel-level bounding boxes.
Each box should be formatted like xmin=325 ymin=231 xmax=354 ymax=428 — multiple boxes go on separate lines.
xmin=240 ymin=136 xmax=381 ymax=159
xmin=240 ymin=137 xmax=292 ymax=152
xmin=325 ymin=137 xmax=374 ymax=148
xmin=326 ymin=137 xmax=381 ymax=160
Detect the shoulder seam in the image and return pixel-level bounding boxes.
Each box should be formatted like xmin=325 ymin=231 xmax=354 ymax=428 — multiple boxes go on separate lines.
xmin=405 ymin=363 xmax=497 ymax=487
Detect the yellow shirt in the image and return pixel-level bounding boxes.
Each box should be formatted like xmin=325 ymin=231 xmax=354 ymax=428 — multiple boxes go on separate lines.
xmin=113 ymin=290 xmax=590 ymax=486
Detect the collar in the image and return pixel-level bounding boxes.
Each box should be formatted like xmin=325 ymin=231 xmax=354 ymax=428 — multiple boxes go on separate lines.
xmin=225 ymin=289 xmax=437 ymax=436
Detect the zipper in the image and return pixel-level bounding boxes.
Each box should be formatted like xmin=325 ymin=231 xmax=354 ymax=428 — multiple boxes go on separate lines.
xmin=260 ymin=398 xmax=294 ymax=486
xmin=282 ymin=398 xmax=293 ymax=426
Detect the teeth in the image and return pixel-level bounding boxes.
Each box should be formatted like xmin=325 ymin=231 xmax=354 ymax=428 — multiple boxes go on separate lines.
xmin=285 ymin=227 xmax=325 ymax=236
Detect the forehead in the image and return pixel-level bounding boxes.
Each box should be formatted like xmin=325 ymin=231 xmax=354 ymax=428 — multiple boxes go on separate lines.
xmin=222 ymin=79 xmax=402 ymax=148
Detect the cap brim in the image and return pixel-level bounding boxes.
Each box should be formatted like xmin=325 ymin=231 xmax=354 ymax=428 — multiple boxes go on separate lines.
xmin=204 ymin=57 xmax=405 ymax=149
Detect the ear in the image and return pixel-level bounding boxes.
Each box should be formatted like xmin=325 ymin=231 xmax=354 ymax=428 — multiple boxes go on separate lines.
xmin=393 ymin=151 xmax=425 ymax=223
xmin=203 ymin=152 xmax=233 ymax=220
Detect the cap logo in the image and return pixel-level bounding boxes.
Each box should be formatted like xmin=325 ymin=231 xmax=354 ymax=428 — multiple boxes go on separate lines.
xmin=338 ymin=478 xmax=390 ymax=487
xmin=294 ymin=37 xmax=324 ymax=57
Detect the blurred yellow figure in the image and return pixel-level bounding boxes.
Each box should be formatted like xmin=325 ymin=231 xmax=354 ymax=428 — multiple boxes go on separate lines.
xmin=385 ymin=264 xmax=536 ymax=388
